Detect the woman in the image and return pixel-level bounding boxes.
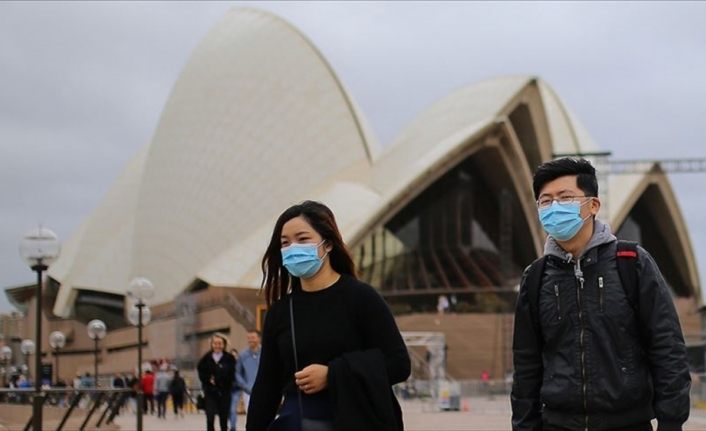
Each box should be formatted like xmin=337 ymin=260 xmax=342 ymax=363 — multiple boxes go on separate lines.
xmin=197 ymin=333 xmax=237 ymax=431
xmin=246 ymin=201 xmax=411 ymax=431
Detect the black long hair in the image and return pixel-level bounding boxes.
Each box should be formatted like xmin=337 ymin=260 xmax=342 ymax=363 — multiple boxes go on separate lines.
xmin=261 ymin=201 xmax=356 ymax=305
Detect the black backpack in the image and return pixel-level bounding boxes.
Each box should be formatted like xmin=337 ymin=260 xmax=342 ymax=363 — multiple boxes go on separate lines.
xmin=523 ymin=240 xmax=639 ymax=336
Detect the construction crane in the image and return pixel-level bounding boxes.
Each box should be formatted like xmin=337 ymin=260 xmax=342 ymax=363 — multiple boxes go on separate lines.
xmin=553 ymin=152 xmax=706 ymax=221
xmin=553 ymin=152 xmax=706 ymax=174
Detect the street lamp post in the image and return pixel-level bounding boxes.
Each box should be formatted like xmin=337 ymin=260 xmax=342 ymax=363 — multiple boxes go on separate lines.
xmin=87 ymin=320 xmax=106 ymax=387
xmin=19 ymin=225 xmax=60 ymax=431
xmin=20 ymin=339 xmax=35 ymax=379
xmin=49 ymin=331 xmax=65 ymax=385
xmin=0 ymin=345 xmax=12 ymax=387
xmin=128 ymin=277 xmax=154 ymax=431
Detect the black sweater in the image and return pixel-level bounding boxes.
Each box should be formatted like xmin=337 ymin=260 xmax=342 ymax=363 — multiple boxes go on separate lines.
xmin=197 ymin=351 xmax=236 ymax=397
xmin=246 ymin=274 xmax=411 ymax=431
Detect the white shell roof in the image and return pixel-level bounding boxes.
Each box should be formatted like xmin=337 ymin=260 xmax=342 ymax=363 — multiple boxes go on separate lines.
xmin=49 ymin=8 xmax=700 ymax=316
xmin=50 ymin=8 xmax=375 ymax=314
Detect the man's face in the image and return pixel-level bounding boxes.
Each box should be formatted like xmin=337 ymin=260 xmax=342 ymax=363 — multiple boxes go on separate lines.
xmin=537 ymin=175 xmax=599 ymax=222
xmin=247 ymin=332 xmax=260 ymax=350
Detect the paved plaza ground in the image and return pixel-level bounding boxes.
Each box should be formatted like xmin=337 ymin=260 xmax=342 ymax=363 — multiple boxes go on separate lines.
xmin=112 ymin=397 xmax=706 ymax=431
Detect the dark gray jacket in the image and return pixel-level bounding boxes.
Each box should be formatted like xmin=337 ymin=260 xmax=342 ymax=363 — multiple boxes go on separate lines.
xmin=512 ymin=220 xmax=691 ymax=431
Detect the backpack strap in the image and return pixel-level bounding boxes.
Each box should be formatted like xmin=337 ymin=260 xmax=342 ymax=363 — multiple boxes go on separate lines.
xmin=616 ymin=240 xmax=640 ymax=312
xmin=524 ymin=256 xmax=548 ymax=338
xmin=523 ymin=242 xmax=639 ymax=344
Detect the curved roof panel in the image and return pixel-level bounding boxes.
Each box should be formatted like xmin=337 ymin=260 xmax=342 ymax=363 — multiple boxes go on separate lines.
xmin=608 ymin=166 xmax=700 ymax=298
xmin=50 ymin=8 xmax=375 ymax=312
xmin=537 ymin=80 xmax=600 ymax=155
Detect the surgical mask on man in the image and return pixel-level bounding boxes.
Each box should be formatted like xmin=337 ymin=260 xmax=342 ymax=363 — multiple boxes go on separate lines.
xmin=281 ymin=241 xmax=327 ymax=278
xmin=538 ymin=200 xmax=592 ymax=241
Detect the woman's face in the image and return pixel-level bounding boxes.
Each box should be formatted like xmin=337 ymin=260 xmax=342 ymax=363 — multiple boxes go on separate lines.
xmin=211 ymin=336 xmax=225 ymax=353
xmin=280 ymin=216 xmax=330 ymax=257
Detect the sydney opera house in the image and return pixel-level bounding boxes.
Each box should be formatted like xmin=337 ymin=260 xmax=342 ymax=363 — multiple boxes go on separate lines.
xmin=4 ymin=8 xmax=703 ymax=382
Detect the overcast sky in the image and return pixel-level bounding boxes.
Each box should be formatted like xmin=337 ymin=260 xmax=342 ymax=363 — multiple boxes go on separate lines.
xmin=1 ymin=1 xmax=705 ymax=313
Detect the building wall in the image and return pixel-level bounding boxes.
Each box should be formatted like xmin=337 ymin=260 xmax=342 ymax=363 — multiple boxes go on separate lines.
xmin=29 ymin=292 xmax=258 ymax=383
xmin=675 ymin=296 xmax=702 ymax=344
xmin=9 ymin=284 xmax=702 ymax=385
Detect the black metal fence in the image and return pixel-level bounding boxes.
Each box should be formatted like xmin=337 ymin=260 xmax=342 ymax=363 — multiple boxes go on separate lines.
xmin=0 ymin=387 xmax=131 ymax=431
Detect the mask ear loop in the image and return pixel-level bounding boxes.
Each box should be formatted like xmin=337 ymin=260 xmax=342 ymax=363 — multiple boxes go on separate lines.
xmin=580 ymin=197 xmax=597 ymax=222
xmin=318 ymin=240 xmax=330 ymax=261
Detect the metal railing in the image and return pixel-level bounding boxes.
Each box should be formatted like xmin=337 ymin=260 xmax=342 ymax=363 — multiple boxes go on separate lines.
xmin=0 ymin=387 xmax=131 ymax=431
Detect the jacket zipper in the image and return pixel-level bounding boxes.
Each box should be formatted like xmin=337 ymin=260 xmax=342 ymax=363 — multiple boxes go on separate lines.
xmin=554 ymin=284 xmax=562 ymax=320
xmin=575 ymin=259 xmax=589 ymax=431
xmin=598 ymin=276 xmax=604 ymax=312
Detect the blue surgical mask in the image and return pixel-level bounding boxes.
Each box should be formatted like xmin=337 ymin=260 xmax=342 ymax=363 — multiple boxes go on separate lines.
xmin=538 ymin=200 xmax=592 ymax=241
xmin=281 ymin=241 xmax=327 ymax=279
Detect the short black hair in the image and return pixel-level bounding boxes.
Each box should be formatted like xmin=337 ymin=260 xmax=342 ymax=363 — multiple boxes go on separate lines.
xmin=532 ymin=158 xmax=598 ymax=200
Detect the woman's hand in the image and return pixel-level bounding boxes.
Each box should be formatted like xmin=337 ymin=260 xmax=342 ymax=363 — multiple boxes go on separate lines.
xmin=294 ymin=364 xmax=328 ymax=394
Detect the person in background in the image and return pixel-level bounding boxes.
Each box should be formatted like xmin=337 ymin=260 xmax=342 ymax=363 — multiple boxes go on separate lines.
xmin=72 ymin=372 xmax=82 ymax=390
xmin=437 ymin=294 xmax=449 ymax=314
xmin=154 ymin=364 xmax=172 ymax=419
xmin=127 ymin=373 xmax=139 ymax=413
xmin=112 ymin=373 xmax=126 ymax=389
xmin=229 ymin=348 xmax=241 ymax=431
xmin=236 ymin=331 xmax=261 ymax=415
xmin=169 ymin=369 xmax=187 ymax=418
xmin=80 ymin=372 xmax=94 ymax=389
xmin=197 ymin=333 xmax=236 ymax=431
xmin=141 ymin=369 xmax=155 ymax=415
xmin=111 ymin=373 xmax=126 ymax=414
xmin=54 ymin=377 xmax=68 ymax=407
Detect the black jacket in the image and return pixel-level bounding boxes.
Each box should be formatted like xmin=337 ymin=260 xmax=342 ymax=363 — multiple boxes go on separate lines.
xmin=169 ymin=376 xmax=186 ymax=396
xmin=512 ymin=221 xmax=690 ymax=431
xmin=197 ymin=351 xmax=236 ymax=398
xmin=329 ymin=349 xmax=402 ymax=431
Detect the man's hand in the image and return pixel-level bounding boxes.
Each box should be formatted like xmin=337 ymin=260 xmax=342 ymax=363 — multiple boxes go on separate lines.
xmin=294 ymin=364 xmax=328 ymax=394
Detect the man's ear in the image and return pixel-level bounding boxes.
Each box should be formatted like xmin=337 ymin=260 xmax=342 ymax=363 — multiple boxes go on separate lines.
xmin=590 ymin=197 xmax=601 ymax=216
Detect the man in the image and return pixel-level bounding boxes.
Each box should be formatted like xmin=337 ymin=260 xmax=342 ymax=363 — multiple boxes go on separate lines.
xmin=154 ymin=364 xmax=171 ymax=419
xmin=512 ymin=158 xmax=690 ymax=431
xmin=198 ymin=333 xmax=236 ymax=431
xmin=169 ymin=369 xmax=187 ymax=418
xmin=112 ymin=373 xmax=127 ymax=414
xmin=235 ymin=330 xmax=261 ymax=415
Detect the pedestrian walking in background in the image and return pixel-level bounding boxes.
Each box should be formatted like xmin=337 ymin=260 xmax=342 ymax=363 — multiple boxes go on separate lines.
xmin=154 ymin=364 xmax=171 ymax=419
xmin=236 ymin=331 xmax=261 ymax=415
xmin=72 ymin=373 xmax=81 ymax=391
xmin=141 ymin=369 xmax=155 ymax=415
xmin=169 ymin=369 xmax=187 ymax=418
xmin=127 ymin=374 xmax=139 ymax=413
xmin=512 ymin=158 xmax=691 ymax=431
xmin=437 ymin=294 xmax=449 ymax=314
xmin=80 ymin=372 xmax=94 ymax=389
xmin=197 ymin=333 xmax=236 ymax=431
xmin=246 ymin=201 xmax=411 ymax=431
xmin=112 ymin=373 xmax=127 ymax=414
xmin=230 ymin=348 xmax=241 ymax=431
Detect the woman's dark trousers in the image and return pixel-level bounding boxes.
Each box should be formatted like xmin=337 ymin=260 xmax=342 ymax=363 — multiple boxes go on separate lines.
xmin=205 ymin=392 xmax=231 ymax=431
